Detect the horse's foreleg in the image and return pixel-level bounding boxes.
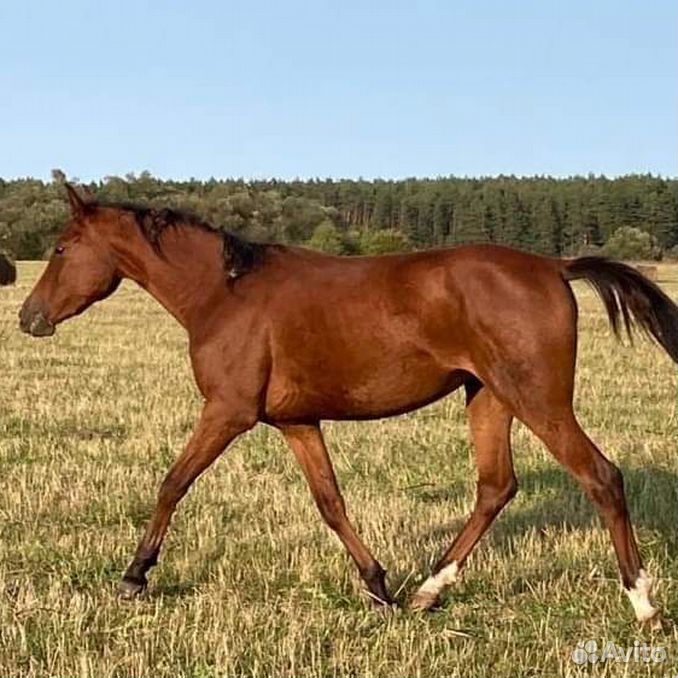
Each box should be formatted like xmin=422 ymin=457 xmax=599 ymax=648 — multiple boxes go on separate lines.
xmin=410 ymin=382 xmax=516 ymax=610
xmin=118 ymin=402 xmax=251 ymax=598
xmin=279 ymin=423 xmax=393 ymax=606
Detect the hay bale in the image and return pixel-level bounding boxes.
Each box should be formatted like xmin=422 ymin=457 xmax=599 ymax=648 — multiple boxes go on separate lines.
xmin=634 ymin=264 xmax=658 ymax=282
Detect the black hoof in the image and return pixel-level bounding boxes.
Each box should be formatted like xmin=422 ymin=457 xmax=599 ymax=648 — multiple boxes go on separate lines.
xmin=366 ymin=588 xmax=397 ymax=609
xmin=117 ymin=577 xmax=147 ymax=600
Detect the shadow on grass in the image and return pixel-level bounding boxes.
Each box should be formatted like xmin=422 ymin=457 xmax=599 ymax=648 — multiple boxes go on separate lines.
xmin=393 ymin=464 xmax=678 ymax=604
xmin=122 ymin=465 xmax=677 ymax=607
xmin=148 ymin=580 xmax=201 ymax=599
xmin=502 ymin=464 xmax=674 ymax=548
xmin=413 ymin=464 xmax=676 ymax=548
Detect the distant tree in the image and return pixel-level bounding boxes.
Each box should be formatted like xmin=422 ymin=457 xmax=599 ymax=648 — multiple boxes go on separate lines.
xmin=531 ymin=196 xmax=563 ymax=255
xmin=432 ymin=197 xmax=451 ymax=244
xmin=400 ymin=197 xmax=420 ymax=242
xmin=279 ymin=196 xmax=326 ymax=242
xmin=372 ymin=187 xmax=394 ymax=229
xmin=307 ymin=221 xmax=346 ymax=254
xmin=0 ymin=173 xmax=676 ymax=260
xmin=359 ymin=229 xmax=412 ymax=255
xmin=602 ymin=226 xmax=662 ymax=261
xmin=454 ymin=199 xmax=486 ymax=245
xmin=502 ymin=191 xmax=531 ymax=249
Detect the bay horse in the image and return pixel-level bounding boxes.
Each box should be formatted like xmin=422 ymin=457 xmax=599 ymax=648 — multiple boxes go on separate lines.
xmin=20 ymin=185 xmax=677 ymax=625
xmin=0 ymin=253 xmax=16 ymax=286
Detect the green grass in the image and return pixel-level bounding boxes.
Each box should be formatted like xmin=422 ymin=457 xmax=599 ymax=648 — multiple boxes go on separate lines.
xmin=0 ymin=262 xmax=675 ymax=677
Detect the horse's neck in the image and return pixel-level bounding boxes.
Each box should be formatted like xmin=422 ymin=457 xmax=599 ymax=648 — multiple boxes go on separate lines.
xmin=111 ymin=226 xmax=227 ymax=331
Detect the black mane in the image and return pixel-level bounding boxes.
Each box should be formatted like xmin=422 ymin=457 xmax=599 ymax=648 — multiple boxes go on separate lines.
xmin=98 ymin=200 xmax=268 ymax=279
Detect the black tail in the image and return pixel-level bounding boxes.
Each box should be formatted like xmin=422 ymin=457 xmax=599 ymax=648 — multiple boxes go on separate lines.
xmin=0 ymin=253 xmax=16 ymax=286
xmin=562 ymin=256 xmax=678 ymax=364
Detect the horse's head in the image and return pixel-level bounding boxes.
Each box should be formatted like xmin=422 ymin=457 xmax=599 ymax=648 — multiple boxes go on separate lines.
xmin=19 ymin=184 xmax=122 ymax=337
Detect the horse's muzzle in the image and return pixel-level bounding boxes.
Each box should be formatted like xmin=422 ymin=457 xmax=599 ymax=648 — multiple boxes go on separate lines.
xmin=19 ymin=301 xmax=55 ymax=337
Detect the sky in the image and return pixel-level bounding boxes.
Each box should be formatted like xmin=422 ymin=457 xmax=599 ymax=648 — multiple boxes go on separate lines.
xmin=0 ymin=1 xmax=675 ymax=181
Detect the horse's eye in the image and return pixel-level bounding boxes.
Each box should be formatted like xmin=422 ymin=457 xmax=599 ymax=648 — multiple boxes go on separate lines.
xmin=55 ymin=245 xmax=65 ymax=255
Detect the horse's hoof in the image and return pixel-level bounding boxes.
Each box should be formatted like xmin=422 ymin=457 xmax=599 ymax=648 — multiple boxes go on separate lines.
xmin=117 ymin=577 xmax=146 ymax=600
xmin=409 ymin=591 xmax=439 ymax=612
xmin=363 ymin=587 xmax=399 ymax=615
xmin=640 ymin=610 xmax=666 ymax=632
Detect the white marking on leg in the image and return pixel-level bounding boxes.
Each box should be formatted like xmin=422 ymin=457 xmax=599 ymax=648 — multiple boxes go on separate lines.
xmin=411 ymin=561 xmax=460 ymax=608
xmin=625 ymin=569 xmax=658 ymax=622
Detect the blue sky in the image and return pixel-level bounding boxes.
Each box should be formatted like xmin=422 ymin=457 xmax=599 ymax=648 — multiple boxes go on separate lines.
xmin=1 ymin=1 xmax=675 ymax=180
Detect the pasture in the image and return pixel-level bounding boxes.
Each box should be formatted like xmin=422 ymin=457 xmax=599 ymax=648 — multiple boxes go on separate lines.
xmin=0 ymin=261 xmax=675 ymax=677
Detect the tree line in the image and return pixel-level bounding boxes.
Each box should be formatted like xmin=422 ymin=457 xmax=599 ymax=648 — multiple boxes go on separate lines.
xmin=0 ymin=172 xmax=675 ymax=260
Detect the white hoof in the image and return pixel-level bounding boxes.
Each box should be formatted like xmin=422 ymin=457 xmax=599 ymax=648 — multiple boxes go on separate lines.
xmin=626 ymin=569 xmax=659 ymax=624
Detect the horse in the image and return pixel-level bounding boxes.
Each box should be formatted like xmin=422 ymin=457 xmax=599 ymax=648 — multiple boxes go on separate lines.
xmin=0 ymin=253 xmax=16 ymax=286
xmin=19 ymin=184 xmax=677 ymax=626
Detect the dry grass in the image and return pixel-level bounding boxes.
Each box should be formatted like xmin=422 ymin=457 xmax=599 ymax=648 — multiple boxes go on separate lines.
xmin=0 ymin=262 xmax=675 ymax=677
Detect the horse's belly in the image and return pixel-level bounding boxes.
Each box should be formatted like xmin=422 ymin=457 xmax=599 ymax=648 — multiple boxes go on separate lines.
xmin=264 ymin=354 xmax=468 ymax=423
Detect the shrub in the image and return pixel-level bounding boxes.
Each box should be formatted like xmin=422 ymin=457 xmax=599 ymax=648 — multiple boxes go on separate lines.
xmin=306 ymin=221 xmax=347 ymax=255
xmin=359 ymin=229 xmax=412 ymax=255
xmin=601 ymin=226 xmax=662 ymax=261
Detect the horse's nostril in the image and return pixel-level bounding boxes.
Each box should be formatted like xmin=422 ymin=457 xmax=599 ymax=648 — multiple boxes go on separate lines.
xmin=29 ymin=313 xmax=55 ymax=337
xmin=19 ymin=315 xmax=32 ymax=334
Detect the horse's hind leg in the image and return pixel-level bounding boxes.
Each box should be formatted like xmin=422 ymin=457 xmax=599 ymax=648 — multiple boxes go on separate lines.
xmin=411 ymin=379 xmax=517 ymax=610
xmin=517 ymin=408 xmax=659 ymax=625
xmin=476 ymin=321 xmax=660 ymax=626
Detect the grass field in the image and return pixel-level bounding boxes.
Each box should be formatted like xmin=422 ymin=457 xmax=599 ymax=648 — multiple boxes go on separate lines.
xmin=0 ymin=261 xmax=675 ymax=678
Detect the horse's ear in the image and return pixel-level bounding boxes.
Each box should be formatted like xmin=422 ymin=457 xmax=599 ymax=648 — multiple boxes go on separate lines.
xmin=65 ymin=183 xmax=93 ymax=218
xmin=80 ymin=184 xmax=96 ymax=200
